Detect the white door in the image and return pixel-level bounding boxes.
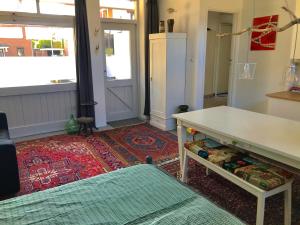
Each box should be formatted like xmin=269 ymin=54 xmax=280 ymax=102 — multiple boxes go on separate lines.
xmin=102 ymin=22 xmax=138 ymax=122
xmin=215 ymin=23 xmax=232 ymax=95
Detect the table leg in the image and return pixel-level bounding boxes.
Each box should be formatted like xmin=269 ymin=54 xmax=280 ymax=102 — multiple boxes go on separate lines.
xmin=205 ymin=168 xmax=211 ymax=176
xmin=177 ymin=120 xmax=186 ymax=172
xmin=181 ymin=149 xmax=189 ymax=182
xmin=284 ymin=183 xmax=292 ymax=225
xmin=256 ymin=194 xmax=265 ymax=225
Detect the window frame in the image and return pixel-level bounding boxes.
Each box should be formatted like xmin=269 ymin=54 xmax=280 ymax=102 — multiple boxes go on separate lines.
xmin=0 ymin=11 xmax=74 ymax=28
xmin=0 ymin=82 xmax=76 ymax=97
xmin=99 ymin=0 xmax=137 ymax=23
xmin=0 ymin=9 xmax=76 ymax=90
xmin=0 ymin=0 xmax=75 ymax=16
xmin=0 ymin=0 xmax=75 ymax=27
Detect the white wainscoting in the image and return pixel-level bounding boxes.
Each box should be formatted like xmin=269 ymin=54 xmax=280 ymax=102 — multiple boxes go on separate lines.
xmin=0 ymin=83 xmax=77 ymax=139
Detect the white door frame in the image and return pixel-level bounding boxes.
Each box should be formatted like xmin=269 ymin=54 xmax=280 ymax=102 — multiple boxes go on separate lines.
xmin=204 ymin=10 xmax=238 ymax=107
xmin=101 ymin=21 xmax=138 ymax=122
xmin=198 ymin=8 xmax=241 ymax=109
xmin=228 ymin=13 xmax=240 ymax=107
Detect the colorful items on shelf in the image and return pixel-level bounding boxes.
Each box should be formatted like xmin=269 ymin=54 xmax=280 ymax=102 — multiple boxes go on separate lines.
xmin=223 ymin=160 xmax=248 ymax=173
xmin=234 ymin=164 xmax=292 ymax=191
xmin=199 ymin=151 xmax=209 ymax=159
xmin=184 ymin=140 xmax=204 ymax=154
xmin=185 ymin=136 xmax=224 ymax=148
xmin=202 ymin=138 xmax=223 ymax=149
xmin=242 ymin=156 xmax=260 ymax=165
xmin=187 ymin=128 xmax=198 ymax=135
xmin=184 ymin=138 xmax=293 ymax=191
xmin=186 ymin=128 xmax=199 ymax=141
xmin=185 ymin=139 xmax=239 ymax=165
xmin=207 ymin=148 xmax=239 ymax=167
xmin=184 ymin=141 xmax=208 ymax=159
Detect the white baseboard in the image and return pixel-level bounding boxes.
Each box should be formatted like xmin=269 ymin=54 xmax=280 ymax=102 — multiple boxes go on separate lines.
xmin=150 ymin=116 xmax=176 ymax=131
xmin=150 ymin=120 xmax=167 ymax=131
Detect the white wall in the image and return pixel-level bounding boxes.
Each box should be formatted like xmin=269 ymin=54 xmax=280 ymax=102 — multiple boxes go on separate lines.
xmin=86 ymin=0 xmax=107 ymax=127
xmin=290 ymin=0 xmax=300 ymax=59
xmin=232 ymin=0 xmax=296 ymax=113
xmin=138 ymin=0 xmax=146 ymax=119
xmin=159 ymin=0 xmax=201 ymax=110
xmin=159 ymin=0 xmax=243 ymax=110
xmin=158 ymin=0 xmax=297 ymax=114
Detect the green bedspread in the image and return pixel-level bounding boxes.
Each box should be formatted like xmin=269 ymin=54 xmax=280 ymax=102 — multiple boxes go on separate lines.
xmin=0 ymin=165 xmax=246 ymax=225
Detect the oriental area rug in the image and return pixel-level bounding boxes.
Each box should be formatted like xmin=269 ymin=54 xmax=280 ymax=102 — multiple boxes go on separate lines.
xmin=16 ymin=123 xmax=178 ymax=195
xmin=12 ymin=123 xmax=300 ymax=225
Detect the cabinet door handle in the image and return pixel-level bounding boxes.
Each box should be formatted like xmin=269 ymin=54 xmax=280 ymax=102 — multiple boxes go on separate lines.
xmin=150 ymin=76 xmax=153 ymax=81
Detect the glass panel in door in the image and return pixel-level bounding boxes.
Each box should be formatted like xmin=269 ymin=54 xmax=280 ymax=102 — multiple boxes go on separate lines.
xmin=104 ymin=29 xmax=131 ymax=80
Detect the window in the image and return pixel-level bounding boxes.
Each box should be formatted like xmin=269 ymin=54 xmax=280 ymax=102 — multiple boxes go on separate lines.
xmin=0 ymin=1 xmax=75 ymax=88
xmin=0 ymin=0 xmax=75 ymax=16
xmin=105 ymin=33 xmax=115 ymax=56
xmin=99 ymin=0 xmax=136 ymax=20
xmin=104 ymin=29 xmax=131 ymax=80
xmin=0 ymin=24 xmax=76 ymax=88
xmin=17 ymin=47 xmax=25 ymax=56
xmin=39 ymin=0 xmax=75 ymax=16
xmin=0 ymin=0 xmax=37 ymax=13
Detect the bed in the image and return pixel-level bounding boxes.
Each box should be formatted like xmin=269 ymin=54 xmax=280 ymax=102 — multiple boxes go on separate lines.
xmin=0 ymin=164 xmax=245 ymax=225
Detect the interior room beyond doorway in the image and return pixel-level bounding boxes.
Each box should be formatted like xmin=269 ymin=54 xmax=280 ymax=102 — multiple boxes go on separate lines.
xmin=204 ymin=11 xmax=233 ymax=109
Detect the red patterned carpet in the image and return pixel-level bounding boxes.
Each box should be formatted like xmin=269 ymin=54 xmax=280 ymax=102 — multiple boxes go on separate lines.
xmin=14 ymin=123 xmax=300 ymax=225
xmin=16 ymin=123 xmax=178 ymax=195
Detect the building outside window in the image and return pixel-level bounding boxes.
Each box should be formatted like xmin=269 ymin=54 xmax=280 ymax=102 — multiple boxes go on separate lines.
xmin=99 ymin=0 xmax=136 ymax=20
xmin=0 ymin=44 xmax=9 ymax=57
xmin=0 ymin=0 xmax=76 ymax=88
xmin=17 ymin=47 xmax=25 ymax=56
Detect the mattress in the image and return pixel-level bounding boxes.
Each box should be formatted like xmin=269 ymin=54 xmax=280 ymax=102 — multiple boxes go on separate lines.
xmin=0 ymin=164 xmax=246 ymax=225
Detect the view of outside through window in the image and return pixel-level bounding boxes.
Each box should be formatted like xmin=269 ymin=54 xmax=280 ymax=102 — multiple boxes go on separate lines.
xmin=0 ymin=0 xmax=75 ymax=15
xmin=0 ymin=1 xmax=135 ymax=87
xmin=39 ymin=0 xmax=75 ymax=16
xmin=0 ymin=0 xmax=37 ymax=13
xmin=100 ymin=0 xmax=136 ymax=20
xmin=104 ymin=29 xmax=131 ymax=80
xmin=0 ymin=24 xmax=76 ymax=88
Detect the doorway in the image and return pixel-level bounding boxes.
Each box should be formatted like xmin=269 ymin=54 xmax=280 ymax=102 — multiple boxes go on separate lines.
xmin=102 ymin=22 xmax=138 ymax=122
xmin=204 ymin=11 xmax=233 ymax=109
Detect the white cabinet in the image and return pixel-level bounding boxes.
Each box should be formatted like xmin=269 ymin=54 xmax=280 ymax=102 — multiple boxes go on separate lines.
xmin=267 ymin=91 xmax=300 ymax=121
xmin=149 ymin=33 xmax=187 ymax=131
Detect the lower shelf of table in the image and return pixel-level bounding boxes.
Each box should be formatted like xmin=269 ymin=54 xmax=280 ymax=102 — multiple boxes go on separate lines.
xmin=184 ymin=148 xmax=293 ymax=198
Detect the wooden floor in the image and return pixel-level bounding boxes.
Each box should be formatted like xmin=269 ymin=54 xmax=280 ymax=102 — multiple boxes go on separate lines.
xmin=204 ymin=95 xmax=228 ymax=108
xmin=16 ymin=118 xmax=144 ymax=143
xmin=108 ymin=118 xmax=145 ymax=128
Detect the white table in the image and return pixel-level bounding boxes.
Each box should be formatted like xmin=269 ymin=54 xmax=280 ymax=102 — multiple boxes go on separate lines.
xmin=173 ymin=106 xmax=298 ymax=225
